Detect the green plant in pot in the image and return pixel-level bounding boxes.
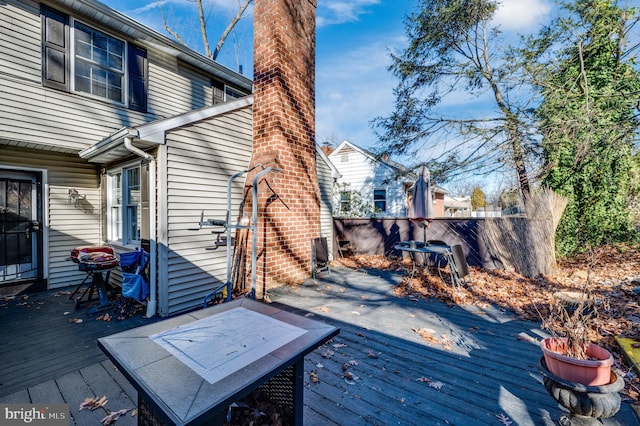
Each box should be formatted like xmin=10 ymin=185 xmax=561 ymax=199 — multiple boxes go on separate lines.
xmin=539 ymin=289 xmax=613 ymax=386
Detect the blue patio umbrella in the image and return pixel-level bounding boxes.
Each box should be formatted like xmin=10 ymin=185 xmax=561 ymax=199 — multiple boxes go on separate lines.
xmin=408 ymin=165 xmax=435 ymax=240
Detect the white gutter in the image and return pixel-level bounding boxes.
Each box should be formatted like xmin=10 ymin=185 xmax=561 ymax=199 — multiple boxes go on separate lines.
xmin=124 ymin=137 xmax=157 ymax=318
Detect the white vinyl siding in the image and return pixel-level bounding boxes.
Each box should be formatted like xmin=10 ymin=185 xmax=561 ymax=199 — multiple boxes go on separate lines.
xmin=160 ymin=107 xmax=253 ymax=315
xmin=329 ymin=141 xmax=410 ymax=217
xmin=0 ymin=145 xmax=101 ymax=289
xmin=316 ymin=152 xmax=335 ymax=258
xmin=0 ymin=2 xmax=215 ymax=153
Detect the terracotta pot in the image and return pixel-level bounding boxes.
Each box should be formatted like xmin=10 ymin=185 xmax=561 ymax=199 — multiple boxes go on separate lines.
xmin=540 ymin=337 xmax=613 ymax=386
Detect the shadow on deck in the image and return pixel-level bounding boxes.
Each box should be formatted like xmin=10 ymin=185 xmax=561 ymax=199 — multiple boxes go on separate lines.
xmin=0 ymin=267 xmax=637 ymax=425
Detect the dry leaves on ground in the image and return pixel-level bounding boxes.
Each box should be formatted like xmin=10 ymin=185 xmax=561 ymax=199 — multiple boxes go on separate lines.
xmin=79 ymin=396 xmax=107 ymax=411
xmin=335 ymin=245 xmax=640 ymax=402
xmin=101 ymin=409 xmax=129 ymax=425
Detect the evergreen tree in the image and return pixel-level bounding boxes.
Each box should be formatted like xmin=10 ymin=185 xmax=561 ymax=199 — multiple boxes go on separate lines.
xmin=534 ymin=0 xmax=640 ymax=255
xmin=471 ymin=187 xmax=486 ymax=210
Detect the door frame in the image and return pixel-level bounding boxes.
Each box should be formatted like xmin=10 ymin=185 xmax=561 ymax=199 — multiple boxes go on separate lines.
xmin=0 ymin=165 xmax=48 ymax=288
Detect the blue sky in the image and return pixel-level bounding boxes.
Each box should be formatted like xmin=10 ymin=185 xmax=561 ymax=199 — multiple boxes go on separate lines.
xmin=99 ymin=0 xmax=553 ymax=189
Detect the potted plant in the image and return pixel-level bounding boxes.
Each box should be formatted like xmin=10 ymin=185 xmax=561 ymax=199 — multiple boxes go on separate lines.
xmin=539 ymin=288 xmax=613 ymax=386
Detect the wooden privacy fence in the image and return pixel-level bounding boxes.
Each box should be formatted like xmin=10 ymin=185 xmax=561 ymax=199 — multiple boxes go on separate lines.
xmin=333 ymin=215 xmax=559 ymax=277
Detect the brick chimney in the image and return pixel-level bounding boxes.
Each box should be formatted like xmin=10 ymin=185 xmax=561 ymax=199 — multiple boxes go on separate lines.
xmin=249 ymin=0 xmax=318 ymax=297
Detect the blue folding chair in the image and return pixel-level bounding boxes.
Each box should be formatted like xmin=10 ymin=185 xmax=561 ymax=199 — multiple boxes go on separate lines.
xmin=117 ymin=249 xmax=150 ymax=316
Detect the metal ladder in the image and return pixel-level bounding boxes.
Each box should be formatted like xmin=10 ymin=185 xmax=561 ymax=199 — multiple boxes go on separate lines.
xmin=192 ymin=164 xmax=280 ymax=306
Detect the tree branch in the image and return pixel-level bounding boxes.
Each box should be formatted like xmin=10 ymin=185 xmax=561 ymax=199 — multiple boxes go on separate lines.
xmin=213 ymin=0 xmax=252 ymax=60
xmin=195 ymin=0 xmax=213 ymax=59
xmin=162 ymin=8 xmax=188 ymax=46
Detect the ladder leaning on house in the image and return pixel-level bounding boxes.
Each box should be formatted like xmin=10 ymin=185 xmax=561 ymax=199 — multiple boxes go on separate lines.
xmin=191 ymin=164 xmax=281 ymax=306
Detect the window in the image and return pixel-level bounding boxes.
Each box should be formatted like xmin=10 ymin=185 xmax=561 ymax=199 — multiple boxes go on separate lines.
xmin=42 ymin=6 xmax=148 ymax=112
xmin=212 ymin=81 xmax=249 ymax=104
xmin=108 ymin=165 xmax=141 ymax=246
xmin=74 ymin=22 xmax=124 ymax=102
xmin=340 ymin=191 xmax=351 ymax=213
xmin=224 ymin=86 xmax=248 ymax=100
xmin=374 ymin=189 xmax=386 ymax=212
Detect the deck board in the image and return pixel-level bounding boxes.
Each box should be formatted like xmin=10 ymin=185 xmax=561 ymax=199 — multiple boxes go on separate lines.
xmin=79 ymin=363 xmax=137 ymax=426
xmin=1 ymin=267 xmax=638 ymax=425
xmin=55 ymin=370 xmax=108 ymax=425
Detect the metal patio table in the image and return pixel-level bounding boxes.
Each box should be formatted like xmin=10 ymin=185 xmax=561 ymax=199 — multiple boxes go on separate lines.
xmin=394 ymin=241 xmax=462 ymax=286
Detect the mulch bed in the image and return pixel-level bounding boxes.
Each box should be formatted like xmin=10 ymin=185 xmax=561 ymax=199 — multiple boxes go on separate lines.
xmin=334 ymin=244 xmax=640 ymax=405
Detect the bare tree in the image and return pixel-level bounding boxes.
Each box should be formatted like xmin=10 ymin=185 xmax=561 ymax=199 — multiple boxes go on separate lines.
xmin=163 ymin=0 xmax=252 ymax=61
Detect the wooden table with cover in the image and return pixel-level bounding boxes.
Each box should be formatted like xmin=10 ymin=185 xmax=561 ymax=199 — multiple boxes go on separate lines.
xmin=98 ymin=297 xmax=339 ymax=425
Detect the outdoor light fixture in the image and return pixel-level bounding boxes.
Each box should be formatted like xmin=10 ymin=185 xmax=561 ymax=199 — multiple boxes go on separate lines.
xmin=68 ymin=187 xmax=81 ymax=205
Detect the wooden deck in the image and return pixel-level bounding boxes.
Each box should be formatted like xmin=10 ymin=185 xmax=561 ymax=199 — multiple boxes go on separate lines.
xmin=1 ymin=267 xmax=637 ymax=425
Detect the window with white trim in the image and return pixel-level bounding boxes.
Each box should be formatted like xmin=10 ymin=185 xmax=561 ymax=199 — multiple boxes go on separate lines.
xmin=224 ymin=85 xmax=248 ymax=100
xmin=41 ymin=5 xmax=148 ymax=112
xmin=73 ymin=22 xmax=124 ymax=103
xmin=107 ymin=164 xmax=141 ymax=246
xmin=340 ymin=191 xmax=351 ymax=213
xmin=374 ymin=189 xmax=387 ymax=212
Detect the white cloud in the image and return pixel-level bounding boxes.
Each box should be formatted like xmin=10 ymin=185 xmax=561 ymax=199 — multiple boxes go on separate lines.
xmin=492 ymin=0 xmax=552 ymax=32
xmin=130 ymin=1 xmax=168 ymax=14
xmin=317 ymin=0 xmax=381 ymax=28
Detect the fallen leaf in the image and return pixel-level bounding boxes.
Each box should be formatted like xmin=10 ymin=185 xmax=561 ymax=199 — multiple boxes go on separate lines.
xmin=79 ymin=396 xmax=108 ymax=411
xmin=496 ymin=413 xmax=513 ymax=425
xmin=333 ymin=343 xmax=347 ymax=348
xmin=428 ymin=381 xmax=444 ymax=390
xmin=347 ymin=360 xmax=359 ymax=366
xmin=101 ymin=409 xmax=129 ymax=425
xmin=96 ymin=313 xmax=112 ymax=322
xmin=131 ymin=409 xmax=138 ymax=417
xmin=367 ymin=350 xmax=378 ymax=358
xmin=316 ymin=306 xmax=330 ymax=313
xmin=321 ymin=349 xmax=334 ymax=358
xmin=516 ymin=334 xmax=539 ymax=344
xmin=416 ymin=377 xmax=430 ymax=383
xmin=63 ymin=311 xmax=70 ymax=316
xmin=68 ymin=318 xmax=83 ymax=324
xmin=309 ymin=371 xmax=320 ymax=385
xmin=315 ymin=362 xmax=324 ymax=368
xmin=343 ymin=371 xmax=357 ymax=385
xmin=412 ymin=327 xmax=440 ymax=345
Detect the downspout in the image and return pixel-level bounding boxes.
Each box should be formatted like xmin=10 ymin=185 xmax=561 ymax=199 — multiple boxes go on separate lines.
xmin=124 ymin=136 xmax=157 ymax=318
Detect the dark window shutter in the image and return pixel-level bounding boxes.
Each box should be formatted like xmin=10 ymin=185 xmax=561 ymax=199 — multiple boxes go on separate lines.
xmin=41 ymin=6 xmax=69 ymax=91
xmin=128 ymin=44 xmax=148 ymax=112
xmin=212 ymin=80 xmax=225 ymax=104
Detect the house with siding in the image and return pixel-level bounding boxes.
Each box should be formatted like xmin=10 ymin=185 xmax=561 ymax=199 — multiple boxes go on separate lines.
xmin=0 ymin=0 xmax=336 ymax=316
xmin=326 ymin=140 xmax=447 ymax=218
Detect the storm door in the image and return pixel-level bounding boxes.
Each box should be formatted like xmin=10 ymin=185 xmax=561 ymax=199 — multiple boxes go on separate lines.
xmin=0 ymin=171 xmax=41 ymax=284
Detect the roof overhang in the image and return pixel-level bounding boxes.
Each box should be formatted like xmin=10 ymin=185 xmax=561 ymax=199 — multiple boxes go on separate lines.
xmin=79 ymin=128 xmax=157 ymax=163
xmin=80 ymin=96 xmax=254 ymax=164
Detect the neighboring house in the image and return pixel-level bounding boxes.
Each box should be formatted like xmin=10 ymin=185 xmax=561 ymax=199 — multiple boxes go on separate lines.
xmin=0 ymin=0 xmax=335 ymax=316
xmin=444 ymin=195 xmax=472 ymax=217
xmin=326 ymin=140 xmax=447 ymax=218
